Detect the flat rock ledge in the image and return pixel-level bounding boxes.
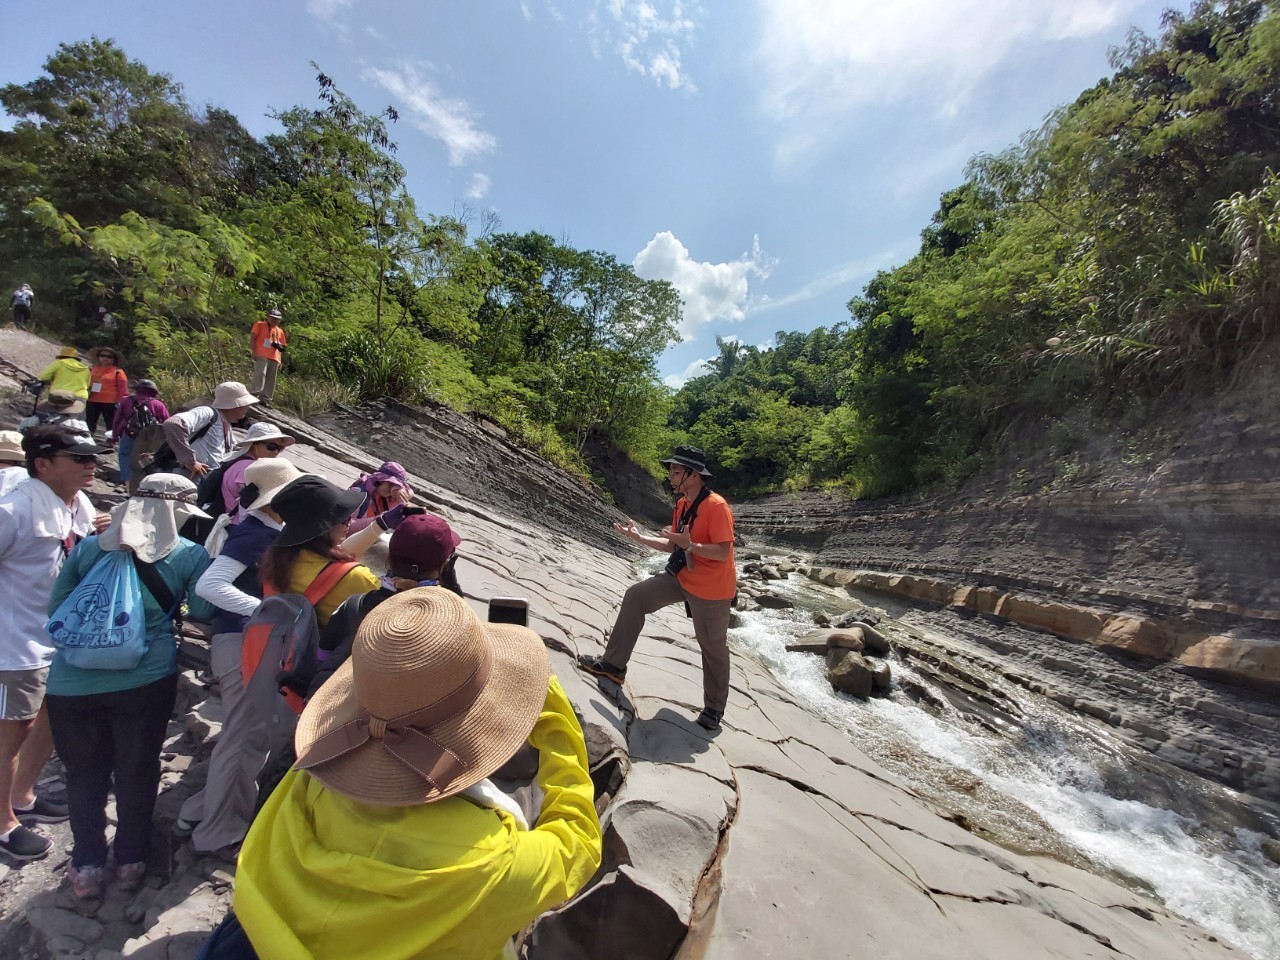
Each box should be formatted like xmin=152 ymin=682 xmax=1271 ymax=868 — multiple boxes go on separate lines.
xmin=0 ymin=396 xmax=1248 ymax=960
xmin=808 ymin=566 xmax=1280 ymax=689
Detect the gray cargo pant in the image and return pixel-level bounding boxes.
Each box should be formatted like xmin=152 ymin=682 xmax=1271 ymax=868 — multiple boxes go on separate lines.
xmin=179 ymin=631 xmax=295 ymax=853
xmin=603 ymin=572 xmax=733 ymax=715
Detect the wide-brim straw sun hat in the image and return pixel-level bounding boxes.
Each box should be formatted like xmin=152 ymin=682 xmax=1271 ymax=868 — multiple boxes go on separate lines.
xmin=272 ymin=475 xmax=364 ymax=547
xmin=98 ymin=473 xmax=211 ymax=563
xmin=56 ymin=346 xmax=81 ymax=360
xmin=0 ymin=430 xmax=25 ymax=463
xmin=295 ymin=587 xmax=551 ymax=807
xmin=231 ymin=421 xmax=295 ymax=455
xmin=211 ymin=381 xmax=258 ymax=410
xmin=239 ymin=457 xmax=305 ymax=513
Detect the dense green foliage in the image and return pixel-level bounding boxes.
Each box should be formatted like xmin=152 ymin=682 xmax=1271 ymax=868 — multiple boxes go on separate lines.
xmin=0 ymin=40 xmax=681 ymax=476
xmin=4 ymin=5 xmax=1278 ymax=498
xmin=671 ymin=1 xmax=1280 ymax=496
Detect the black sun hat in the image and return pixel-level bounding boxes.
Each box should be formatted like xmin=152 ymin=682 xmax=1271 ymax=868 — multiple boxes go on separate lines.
xmin=660 ymin=445 xmax=712 ymax=477
xmin=272 ymin=475 xmax=365 ymax=548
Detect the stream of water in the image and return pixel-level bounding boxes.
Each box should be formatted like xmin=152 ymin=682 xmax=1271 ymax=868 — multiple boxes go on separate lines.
xmin=727 ymin=572 xmax=1280 ymax=960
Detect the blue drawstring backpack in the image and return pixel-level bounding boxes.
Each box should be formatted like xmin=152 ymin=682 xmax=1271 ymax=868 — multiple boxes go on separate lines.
xmin=47 ymin=551 xmax=150 ymax=670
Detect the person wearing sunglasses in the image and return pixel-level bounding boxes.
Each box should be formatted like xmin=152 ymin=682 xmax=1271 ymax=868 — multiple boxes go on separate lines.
xmin=0 ymin=425 xmax=108 ymax=862
xmin=213 ymin=423 xmax=296 ymax=524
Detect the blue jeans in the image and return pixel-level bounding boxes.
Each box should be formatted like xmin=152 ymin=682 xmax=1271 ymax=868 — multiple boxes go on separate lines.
xmin=117 ymin=433 xmax=135 ymax=484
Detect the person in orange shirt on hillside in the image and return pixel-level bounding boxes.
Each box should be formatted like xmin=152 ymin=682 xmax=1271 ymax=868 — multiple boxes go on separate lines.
xmin=85 ymin=347 xmax=129 ymax=439
xmin=578 ymin=445 xmax=737 ymax=731
xmin=248 ymin=309 xmax=287 ymax=405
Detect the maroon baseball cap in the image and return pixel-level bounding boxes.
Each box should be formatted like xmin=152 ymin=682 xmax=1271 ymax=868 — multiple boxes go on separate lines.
xmin=388 ymin=514 xmax=461 ymax=577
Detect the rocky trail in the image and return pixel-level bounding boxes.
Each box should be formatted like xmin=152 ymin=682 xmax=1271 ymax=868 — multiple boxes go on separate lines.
xmin=0 ymin=327 xmax=1263 ymax=959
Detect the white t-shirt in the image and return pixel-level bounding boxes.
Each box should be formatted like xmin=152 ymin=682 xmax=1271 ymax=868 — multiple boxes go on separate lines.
xmin=0 ymin=480 xmax=97 ymax=670
xmin=0 ymin=466 xmax=28 ymax=498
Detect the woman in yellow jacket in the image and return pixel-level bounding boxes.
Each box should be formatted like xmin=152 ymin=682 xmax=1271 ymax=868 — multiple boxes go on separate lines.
xmin=201 ymin=588 xmax=602 ymax=960
xmin=39 ymin=346 xmax=91 ymax=399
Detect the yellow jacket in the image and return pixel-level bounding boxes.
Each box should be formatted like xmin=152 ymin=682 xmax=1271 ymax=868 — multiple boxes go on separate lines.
xmin=234 ymin=676 xmax=602 ymax=960
xmin=39 ymin=358 xmax=91 ymax=399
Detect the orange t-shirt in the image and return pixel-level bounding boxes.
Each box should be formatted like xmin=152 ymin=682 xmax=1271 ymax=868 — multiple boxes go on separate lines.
xmin=89 ymin=366 xmax=128 ymax=404
xmin=673 ymin=491 xmax=737 ymax=601
xmin=251 ymin=320 xmax=287 ymax=362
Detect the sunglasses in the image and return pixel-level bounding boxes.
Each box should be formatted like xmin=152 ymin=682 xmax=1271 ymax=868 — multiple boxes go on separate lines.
xmin=56 ymin=453 xmax=99 ymax=465
xmin=262 ymin=442 xmax=286 ymax=453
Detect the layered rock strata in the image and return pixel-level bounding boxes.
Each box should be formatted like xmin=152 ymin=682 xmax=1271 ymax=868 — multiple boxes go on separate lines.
xmin=0 ymin=366 xmax=1252 ymax=959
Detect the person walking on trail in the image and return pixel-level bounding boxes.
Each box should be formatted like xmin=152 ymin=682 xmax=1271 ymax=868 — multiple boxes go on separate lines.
xmin=249 ymin=309 xmax=287 ymax=405
xmin=160 ymin=381 xmax=258 ymax=479
xmin=111 ymin=379 xmax=170 ymax=492
xmin=10 ymin=284 xmax=34 ymax=329
xmin=0 ymin=425 xmax=109 ymax=862
xmin=578 ymin=445 xmax=738 ymax=732
xmin=39 ymin=346 xmax=91 ymax=400
xmin=198 ymin=587 xmax=602 ymax=960
xmin=85 ymin=347 xmax=129 ymax=439
xmin=46 ymin=474 xmax=216 ymax=899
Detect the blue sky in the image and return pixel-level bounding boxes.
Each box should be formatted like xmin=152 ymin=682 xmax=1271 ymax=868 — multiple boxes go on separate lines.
xmin=2 ymin=0 xmax=1170 ymax=384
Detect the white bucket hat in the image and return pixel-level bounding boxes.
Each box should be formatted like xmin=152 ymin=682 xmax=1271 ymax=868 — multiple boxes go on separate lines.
xmin=232 ymin=421 xmax=296 ymax=455
xmin=98 ymin=474 xmax=211 ymax=563
xmin=240 ymin=457 xmax=306 ymax=513
xmin=212 ymin=381 xmax=259 ymax=410
xmin=0 ymin=430 xmax=23 ymax=464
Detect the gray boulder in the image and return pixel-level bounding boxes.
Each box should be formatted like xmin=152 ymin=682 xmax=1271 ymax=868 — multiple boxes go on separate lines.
xmin=827 ymin=649 xmax=875 ymax=699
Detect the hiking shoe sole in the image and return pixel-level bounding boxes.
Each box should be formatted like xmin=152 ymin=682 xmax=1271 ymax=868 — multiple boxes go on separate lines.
xmin=0 ymin=825 xmax=53 ymax=861
xmin=577 ymin=654 xmax=626 ymax=685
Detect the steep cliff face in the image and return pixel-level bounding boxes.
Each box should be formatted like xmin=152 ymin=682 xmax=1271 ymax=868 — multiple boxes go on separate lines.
xmin=731 ymin=362 xmax=1280 ymax=813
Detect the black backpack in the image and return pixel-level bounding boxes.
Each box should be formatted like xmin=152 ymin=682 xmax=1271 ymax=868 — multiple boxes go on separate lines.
xmin=195 ymin=452 xmax=251 ymax=519
xmin=122 ymin=399 xmax=160 ymax=439
xmin=146 ymin=415 xmax=214 ymax=476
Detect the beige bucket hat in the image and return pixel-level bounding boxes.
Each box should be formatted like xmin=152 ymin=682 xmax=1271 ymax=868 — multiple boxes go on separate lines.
xmin=239 ymin=457 xmax=305 ymax=513
xmin=0 ymin=430 xmax=24 ymax=464
xmin=295 ymin=588 xmax=551 ymax=807
xmin=212 ymin=381 xmax=258 ymax=410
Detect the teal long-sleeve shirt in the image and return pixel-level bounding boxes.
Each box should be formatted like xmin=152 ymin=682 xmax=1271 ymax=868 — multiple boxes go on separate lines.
xmin=47 ymin=537 xmax=215 ymax=697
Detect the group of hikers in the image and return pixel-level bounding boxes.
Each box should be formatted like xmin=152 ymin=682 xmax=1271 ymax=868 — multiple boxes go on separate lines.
xmin=0 ymin=315 xmax=740 ymax=957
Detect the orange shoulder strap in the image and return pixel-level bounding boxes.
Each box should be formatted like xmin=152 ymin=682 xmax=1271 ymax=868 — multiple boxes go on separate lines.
xmin=304 ymin=561 xmax=359 ymax=606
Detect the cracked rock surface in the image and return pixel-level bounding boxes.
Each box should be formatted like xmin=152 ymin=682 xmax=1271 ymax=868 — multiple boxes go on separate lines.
xmin=0 ymin=344 xmax=1245 ymax=959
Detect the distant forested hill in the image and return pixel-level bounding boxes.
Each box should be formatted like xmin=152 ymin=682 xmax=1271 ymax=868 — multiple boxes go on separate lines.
xmin=670 ymin=1 xmax=1280 ymax=497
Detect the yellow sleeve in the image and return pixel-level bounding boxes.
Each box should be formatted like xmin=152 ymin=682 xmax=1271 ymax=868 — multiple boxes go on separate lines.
xmin=481 ymin=676 xmax=603 ymax=923
xmin=39 ymin=362 xmax=57 ymax=381
xmin=314 ymin=565 xmax=381 ymax=625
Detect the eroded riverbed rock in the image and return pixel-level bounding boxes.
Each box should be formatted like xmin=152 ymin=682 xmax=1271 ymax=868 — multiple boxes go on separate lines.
xmin=0 ymin=348 xmax=1252 ymax=960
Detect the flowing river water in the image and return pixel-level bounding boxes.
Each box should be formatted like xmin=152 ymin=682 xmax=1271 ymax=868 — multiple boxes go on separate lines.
xmin=724 ymin=570 xmax=1280 ymax=960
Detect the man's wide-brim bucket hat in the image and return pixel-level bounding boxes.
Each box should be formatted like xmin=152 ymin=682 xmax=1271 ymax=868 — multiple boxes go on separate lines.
xmin=295 ymin=587 xmax=551 ymax=807
xmin=212 ymin=381 xmax=258 ymax=410
xmin=660 ymin=445 xmax=712 ymax=477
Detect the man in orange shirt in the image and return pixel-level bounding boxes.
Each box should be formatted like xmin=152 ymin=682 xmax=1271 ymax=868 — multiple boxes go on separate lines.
xmin=248 ymin=309 xmax=287 ymax=404
xmin=579 ymin=445 xmax=737 ymax=731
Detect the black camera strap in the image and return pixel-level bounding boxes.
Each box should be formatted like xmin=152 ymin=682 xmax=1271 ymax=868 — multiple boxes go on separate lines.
xmin=664 ymin=485 xmax=712 ymax=581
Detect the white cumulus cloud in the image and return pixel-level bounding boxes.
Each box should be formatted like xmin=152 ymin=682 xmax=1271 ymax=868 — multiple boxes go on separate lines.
xmin=663 ymin=355 xmax=714 ymax=388
xmin=465 ymin=172 xmax=492 ymax=200
xmin=589 ymin=0 xmax=702 ymax=91
xmin=634 ymin=232 xmax=775 ymax=339
xmin=753 ymin=0 xmax=1145 ymax=161
xmin=363 ymin=64 xmax=497 ymax=167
